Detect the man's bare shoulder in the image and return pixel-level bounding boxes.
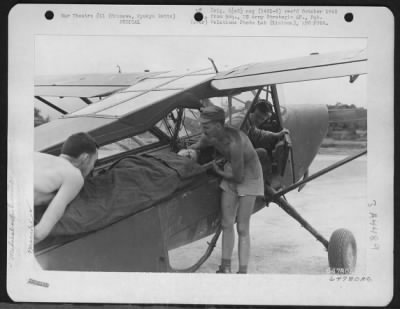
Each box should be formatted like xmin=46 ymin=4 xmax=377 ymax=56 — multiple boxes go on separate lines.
xmin=222 ymin=127 xmax=244 ymax=153
xmin=230 ymin=112 xmax=245 ymax=129
xmin=34 ymin=152 xmax=83 ymax=181
xmin=225 ymin=127 xmax=247 ymax=145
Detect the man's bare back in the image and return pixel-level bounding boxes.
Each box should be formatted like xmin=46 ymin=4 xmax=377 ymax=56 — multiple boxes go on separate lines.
xmin=194 ymin=126 xmax=263 ymax=186
xmin=34 ymin=153 xmax=82 ymax=204
xmin=213 ymin=127 xmax=263 ymax=182
xmin=34 ymin=152 xmax=84 ymax=243
xmin=34 ymin=132 xmax=98 ymax=244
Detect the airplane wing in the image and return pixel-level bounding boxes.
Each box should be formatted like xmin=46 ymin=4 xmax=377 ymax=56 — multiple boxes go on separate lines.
xmin=35 ymin=68 xmax=216 ymax=152
xmin=211 ymin=49 xmax=367 ymax=91
xmin=35 ymin=72 xmax=165 ymax=98
xmin=35 ymin=49 xmax=368 ymax=152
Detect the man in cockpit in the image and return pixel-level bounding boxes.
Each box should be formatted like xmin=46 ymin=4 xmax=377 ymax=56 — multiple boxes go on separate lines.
xmin=231 ymin=100 xmax=289 ymax=183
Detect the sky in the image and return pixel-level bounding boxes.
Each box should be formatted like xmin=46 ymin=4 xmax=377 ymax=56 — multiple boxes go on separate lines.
xmin=35 ymin=35 xmax=367 ymax=119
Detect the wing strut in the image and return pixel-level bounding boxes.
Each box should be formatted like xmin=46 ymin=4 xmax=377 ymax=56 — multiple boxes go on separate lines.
xmin=227 ymin=96 xmax=232 ymax=125
xmin=272 ymin=149 xmax=367 ymax=198
xmin=265 ymin=185 xmax=329 ymax=249
xmin=208 ymin=57 xmax=219 ymax=73
xmin=239 ymin=87 xmax=263 ymax=131
xmin=80 ymin=97 xmax=93 ymax=105
xmin=35 ymin=96 xmax=68 ymax=115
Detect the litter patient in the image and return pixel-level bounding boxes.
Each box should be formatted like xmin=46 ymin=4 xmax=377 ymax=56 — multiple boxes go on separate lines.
xmin=34 ymin=149 xmax=207 ymax=247
xmin=34 ymin=132 xmax=98 ymax=244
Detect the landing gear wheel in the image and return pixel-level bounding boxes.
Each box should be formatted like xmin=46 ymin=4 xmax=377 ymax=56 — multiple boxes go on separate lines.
xmin=328 ymin=229 xmax=357 ymax=274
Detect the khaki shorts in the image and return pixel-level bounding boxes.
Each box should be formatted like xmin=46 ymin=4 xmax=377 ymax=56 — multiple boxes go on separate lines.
xmin=219 ymin=163 xmax=264 ymax=197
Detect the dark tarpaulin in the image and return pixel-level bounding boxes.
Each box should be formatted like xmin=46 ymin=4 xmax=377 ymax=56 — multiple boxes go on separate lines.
xmin=35 ymin=153 xmax=208 ymax=238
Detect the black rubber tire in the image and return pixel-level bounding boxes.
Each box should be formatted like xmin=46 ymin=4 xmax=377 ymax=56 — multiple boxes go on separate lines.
xmin=328 ymin=228 xmax=357 ymax=273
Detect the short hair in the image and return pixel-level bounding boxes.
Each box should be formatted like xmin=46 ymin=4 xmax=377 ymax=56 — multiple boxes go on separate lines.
xmin=252 ymin=100 xmax=273 ymax=114
xmin=61 ymin=132 xmax=98 ymax=158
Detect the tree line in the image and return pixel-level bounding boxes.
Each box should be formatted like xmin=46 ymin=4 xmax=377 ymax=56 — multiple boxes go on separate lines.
xmin=34 ymin=108 xmax=50 ymax=127
xmin=327 ymin=103 xmax=367 ymax=140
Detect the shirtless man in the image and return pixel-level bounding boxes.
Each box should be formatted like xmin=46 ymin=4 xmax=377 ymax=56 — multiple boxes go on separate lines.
xmin=34 ymin=132 xmax=98 ymax=244
xmin=190 ymin=105 xmax=264 ymax=274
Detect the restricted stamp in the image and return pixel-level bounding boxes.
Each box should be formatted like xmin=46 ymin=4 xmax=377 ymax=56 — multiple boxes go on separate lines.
xmin=7 ymin=4 xmax=394 ymax=306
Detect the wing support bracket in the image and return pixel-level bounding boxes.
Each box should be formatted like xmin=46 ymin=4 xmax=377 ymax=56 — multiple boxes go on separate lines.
xmin=35 ymin=96 xmax=68 ymax=115
xmin=265 ymin=185 xmax=329 ymax=249
xmin=264 ymin=149 xmax=367 ymax=250
xmin=273 ymin=149 xmax=367 ymax=198
xmin=80 ymin=97 xmax=93 ymax=105
xmin=208 ymin=57 xmax=219 ymax=73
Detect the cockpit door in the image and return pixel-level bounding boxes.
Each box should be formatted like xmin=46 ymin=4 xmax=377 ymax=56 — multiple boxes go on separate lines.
xmin=270 ymin=85 xmax=295 ymax=184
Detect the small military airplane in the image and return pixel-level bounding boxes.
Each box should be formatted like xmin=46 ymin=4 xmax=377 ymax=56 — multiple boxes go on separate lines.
xmin=34 ymin=49 xmax=367 ymax=273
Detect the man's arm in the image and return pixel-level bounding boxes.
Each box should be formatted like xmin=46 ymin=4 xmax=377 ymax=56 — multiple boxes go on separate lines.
xmin=213 ymin=138 xmax=244 ymax=184
xmin=189 ymin=133 xmax=212 ymax=150
xmin=34 ymin=171 xmax=84 ymax=244
xmin=250 ymin=127 xmax=289 ymax=146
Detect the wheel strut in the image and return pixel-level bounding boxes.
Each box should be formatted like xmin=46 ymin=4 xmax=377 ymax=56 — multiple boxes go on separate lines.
xmin=265 ymin=186 xmax=329 ymax=250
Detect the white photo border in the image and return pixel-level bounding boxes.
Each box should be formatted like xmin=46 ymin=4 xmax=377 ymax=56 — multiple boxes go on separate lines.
xmin=7 ymin=4 xmax=394 ymax=306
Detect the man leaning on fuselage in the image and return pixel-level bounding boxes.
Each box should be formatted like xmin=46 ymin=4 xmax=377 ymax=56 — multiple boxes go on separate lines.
xmin=34 ymin=132 xmax=98 ymax=244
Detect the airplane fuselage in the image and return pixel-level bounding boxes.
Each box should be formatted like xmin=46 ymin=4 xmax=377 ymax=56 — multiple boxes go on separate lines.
xmin=35 ymin=102 xmax=328 ymax=272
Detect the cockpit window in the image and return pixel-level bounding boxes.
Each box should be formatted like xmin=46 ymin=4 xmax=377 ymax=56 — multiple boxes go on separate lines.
xmin=155 ymin=108 xmax=202 ymax=139
xmin=98 ymin=131 xmax=160 ymax=159
xmin=206 ymin=87 xmax=274 ymax=129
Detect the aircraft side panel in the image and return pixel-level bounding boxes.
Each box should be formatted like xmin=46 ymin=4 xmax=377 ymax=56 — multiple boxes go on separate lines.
xmin=35 ymin=168 xmax=267 ymax=272
xmin=35 ymin=206 xmax=170 ymax=272
xmin=164 ymin=176 xmax=266 ymax=251
xmin=35 ymin=175 xmax=222 ymax=271
xmin=163 ymin=176 xmax=221 ymax=251
xmin=280 ymin=104 xmax=329 ymax=186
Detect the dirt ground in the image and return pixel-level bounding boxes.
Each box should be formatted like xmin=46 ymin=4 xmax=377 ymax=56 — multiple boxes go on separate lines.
xmin=169 ymin=151 xmax=367 ymax=275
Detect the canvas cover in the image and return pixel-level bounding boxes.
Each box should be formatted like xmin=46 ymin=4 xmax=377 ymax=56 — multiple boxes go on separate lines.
xmin=35 ymin=153 xmax=208 ymax=241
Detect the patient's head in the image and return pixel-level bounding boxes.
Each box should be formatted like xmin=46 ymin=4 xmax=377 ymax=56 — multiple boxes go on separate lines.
xmin=177 ymin=149 xmax=198 ymax=162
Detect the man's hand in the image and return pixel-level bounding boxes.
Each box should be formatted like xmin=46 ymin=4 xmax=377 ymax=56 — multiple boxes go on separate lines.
xmin=212 ymin=160 xmax=223 ymax=176
xmin=278 ymin=128 xmax=290 ymax=138
xmin=189 ymin=134 xmax=212 ymax=150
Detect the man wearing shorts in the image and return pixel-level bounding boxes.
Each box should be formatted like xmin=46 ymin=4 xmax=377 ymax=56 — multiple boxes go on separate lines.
xmin=190 ymin=105 xmax=264 ymax=273
xmin=34 ymin=132 xmax=98 ymax=244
